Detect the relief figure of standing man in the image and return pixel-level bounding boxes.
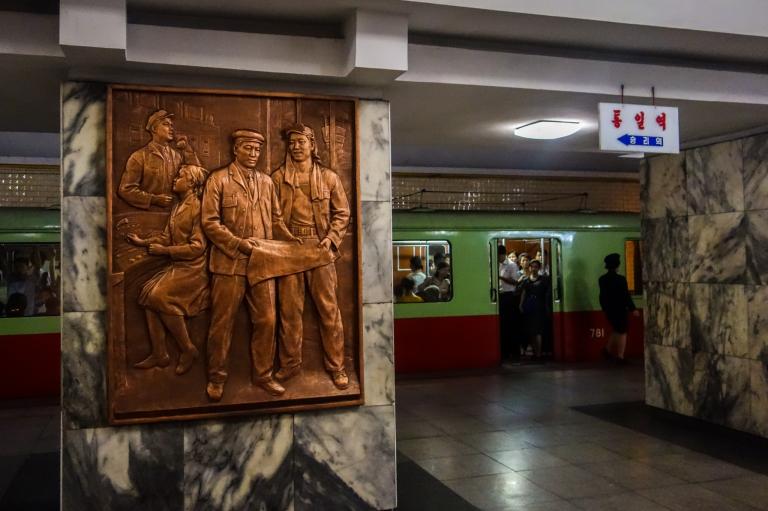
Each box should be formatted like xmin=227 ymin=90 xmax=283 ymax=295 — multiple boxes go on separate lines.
xmin=201 ymin=129 xmax=298 ymax=401
xmin=119 ymin=109 xmax=201 ymax=210
xmin=272 ymin=124 xmax=351 ymax=390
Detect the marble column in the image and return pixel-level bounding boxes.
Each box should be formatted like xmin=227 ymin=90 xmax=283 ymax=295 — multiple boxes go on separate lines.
xmin=642 ymin=134 xmax=768 ymax=439
xmin=61 ymin=83 xmax=396 ymax=510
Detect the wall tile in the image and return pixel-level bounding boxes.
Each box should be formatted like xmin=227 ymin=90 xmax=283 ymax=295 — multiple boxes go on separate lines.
xmin=363 ymin=303 xmax=395 ymax=406
xmin=641 ymin=216 xmax=689 ymax=282
xmin=62 ymin=196 xmax=107 ymax=312
xmin=690 ymin=284 xmax=748 ymax=357
xmin=686 ymin=140 xmax=744 ymax=215
xmin=359 ymin=100 xmax=392 ymax=203
xmin=62 ymin=82 xmax=107 ymax=197
xmin=644 ymin=282 xmax=690 ymax=349
xmin=641 ymin=153 xmax=686 ymax=219
xmin=750 ymin=360 xmax=768 ymax=437
xmin=184 ymin=416 xmax=293 ymax=511
xmin=693 ymin=354 xmax=751 ymax=431
xmin=745 ymin=210 xmax=768 ymax=285
xmin=361 ymin=201 xmax=393 ymax=304
xmin=294 ymin=405 xmax=396 ymax=510
xmin=62 ymin=312 xmax=107 ymax=430
xmin=743 ymin=133 xmax=768 ymax=211
xmin=747 ymin=286 xmax=768 ymax=362
xmin=62 ymin=424 xmax=184 ymax=511
xmin=688 ymin=212 xmax=746 ymax=284
xmin=645 ymin=344 xmax=693 ymax=416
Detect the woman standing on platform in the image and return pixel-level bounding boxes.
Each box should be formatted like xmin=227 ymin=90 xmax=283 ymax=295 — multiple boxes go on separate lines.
xmin=598 ymin=253 xmax=638 ymax=364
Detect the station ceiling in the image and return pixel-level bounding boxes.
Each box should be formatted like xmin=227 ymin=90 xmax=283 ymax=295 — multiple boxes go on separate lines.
xmin=1 ymin=0 xmax=767 ymax=173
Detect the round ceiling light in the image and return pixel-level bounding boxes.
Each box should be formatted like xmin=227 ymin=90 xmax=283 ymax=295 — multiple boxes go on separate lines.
xmin=514 ymin=120 xmax=581 ymax=140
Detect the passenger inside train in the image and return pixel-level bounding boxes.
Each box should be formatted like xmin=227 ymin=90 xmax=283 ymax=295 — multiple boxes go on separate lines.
xmin=0 ymin=244 xmax=60 ymax=317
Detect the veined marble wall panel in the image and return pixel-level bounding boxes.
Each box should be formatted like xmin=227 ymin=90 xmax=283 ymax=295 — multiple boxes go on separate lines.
xmin=63 ymin=424 xmax=184 ymax=511
xmin=361 ymin=201 xmax=393 ymax=305
xmin=644 ymin=282 xmax=690 ymax=349
xmin=643 ymin=131 xmax=768 ymax=439
xmin=747 ymin=286 xmax=768 ymax=361
xmin=641 ymin=216 xmax=689 ymax=282
xmin=183 ymin=416 xmax=294 ymax=511
xmin=645 ymin=344 xmax=694 ymax=416
xmin=693 ymin=353 xmax=751 ymax=431
xmin=641 ymin=153 xmax=686 ymax=219
xmin=62 ymin=196 xmax=107 ymax=312
xmin=62 ymin=312 xmax=107 ymax=429
xmin=686 ymin=140 xmax=744 ymax=215
xmin=294 ymin=405 xmax=396 ymax=510
xmin=745 ymin=210 xmax=768 ymax=285
xmin=62 ymin=82 xmax=107 ymax=197
xmin=688 ymin=212 xmax=745 ymax=284
xmin=750 ymin=361 xmax=768 ymax=437
xmin=363 ymin=302 xmax=395 ymax=406
xmin=359 ymin=100 xmax=392 ymax=203
xmin=690 ymin=284 xmax=748 ymax=357
xmin=61 ymin=83 xmax=396 ymax=509
xmin=743 ymin=133 xmax=768 ymax=211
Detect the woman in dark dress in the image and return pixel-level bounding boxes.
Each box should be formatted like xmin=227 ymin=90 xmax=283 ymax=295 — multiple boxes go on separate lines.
xmin=598 ymin=253 xmax=637 ymax=363
xmin=519 ymin=259 xmax=550 ymax=360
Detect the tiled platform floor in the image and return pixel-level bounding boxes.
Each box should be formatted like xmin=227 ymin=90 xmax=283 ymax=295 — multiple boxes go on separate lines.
xmin=396 ymin=364 xmax=768 ymax=511
xmin=2 ymin=365 xmax=768 ymax=510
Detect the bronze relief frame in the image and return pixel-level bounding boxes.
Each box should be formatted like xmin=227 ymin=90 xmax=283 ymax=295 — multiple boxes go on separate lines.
xmin=107 ymin=84 xmax=363 ymax=424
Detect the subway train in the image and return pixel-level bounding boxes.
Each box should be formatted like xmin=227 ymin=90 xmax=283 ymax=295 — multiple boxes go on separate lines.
xmin=0 ymin=208 xmax=61 ymax=399
xmin=392 ymin=211 xmax=644 ymax=373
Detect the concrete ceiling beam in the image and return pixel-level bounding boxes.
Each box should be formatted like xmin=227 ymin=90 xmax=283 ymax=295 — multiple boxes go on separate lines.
xmin=59 ymin=0 xmax=127 ymax=64
xmin=344 ymin=10 xmax=408 ymax=84
xmin=401 ymin=44 xmax=768 ymax=106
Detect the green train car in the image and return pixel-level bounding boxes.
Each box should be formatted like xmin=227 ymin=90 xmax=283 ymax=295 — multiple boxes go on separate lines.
xmin=392 ymin=211 xmax=644 ymax=373
xmin=0 ymin=208 xmax=61 ymax=399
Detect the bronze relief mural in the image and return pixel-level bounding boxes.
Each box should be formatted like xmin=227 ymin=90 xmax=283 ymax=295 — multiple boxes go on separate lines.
xmin=107 ymin=85 xmax=362 ymax=424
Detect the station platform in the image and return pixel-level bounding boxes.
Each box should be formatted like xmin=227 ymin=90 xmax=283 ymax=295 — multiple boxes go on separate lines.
xmin=2 ymin=364 xmax=768 ymax=510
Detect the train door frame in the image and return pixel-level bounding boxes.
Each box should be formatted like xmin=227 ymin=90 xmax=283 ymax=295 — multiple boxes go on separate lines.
xmin=491 ymin=236 xmax=563 ymax=362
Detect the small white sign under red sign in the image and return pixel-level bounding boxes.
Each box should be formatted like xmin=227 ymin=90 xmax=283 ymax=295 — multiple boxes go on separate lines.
xmin=598 ymin=103 xmax=679 ymax=154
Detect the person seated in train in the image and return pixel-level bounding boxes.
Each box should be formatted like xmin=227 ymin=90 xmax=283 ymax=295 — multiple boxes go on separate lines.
xmin=419 ymin=261 xmax=451 ymax=301
xmin=398 ymin=277 xmax=424 ymax=303
xmin=5 ymin=292 xmax=27 ymax=317
xmin=126 ymin=164 xmax=210 ymax=375
xmin=407 ymin=256 xmax=426 ymax=287
xmin=519 ymin=259 xmax=551 ymax=361
xmin=8 ymin=257 xmax=38 ymax=316
xmin=418 ymin=285 xmax=441 ymax=302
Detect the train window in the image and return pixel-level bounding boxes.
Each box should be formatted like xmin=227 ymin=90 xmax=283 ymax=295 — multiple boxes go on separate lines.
xmin=392 ymin=240 xmax=453 ymax=303
xmin=0 ymin=244 xmax=60 ymax=317
xmin=624 ymin=239 xmax=643 ymax=295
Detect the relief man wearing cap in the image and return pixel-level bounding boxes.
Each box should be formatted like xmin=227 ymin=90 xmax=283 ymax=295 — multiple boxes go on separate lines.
xmin=201 ymin=129 xmax=298 ymax=401
xmin=272 ymin=123 xmax=351 ymax=390
xmin=119 ymin=109 xmax=200 ymax=210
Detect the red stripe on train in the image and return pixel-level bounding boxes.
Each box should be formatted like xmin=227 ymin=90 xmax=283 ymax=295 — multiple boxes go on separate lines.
xmin=0 ymin=333 xmax=60 ymax=400
xmin=395 ymin=311 xmax=644 ymax=373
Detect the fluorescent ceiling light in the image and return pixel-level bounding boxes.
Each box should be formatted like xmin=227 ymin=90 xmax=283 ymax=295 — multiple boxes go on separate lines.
xmin=619 ymin=153 xmax=645 ymax=158
xmin=514 ymin=120 xmax=581 ymax=140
